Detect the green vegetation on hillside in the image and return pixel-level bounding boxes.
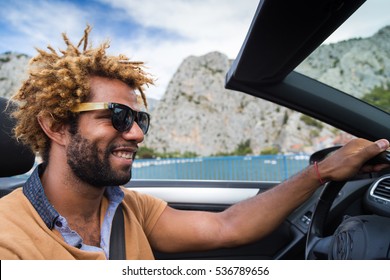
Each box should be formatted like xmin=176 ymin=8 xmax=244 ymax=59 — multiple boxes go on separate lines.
xmin=362 ymin=84 xmax=390 ymax=113
xmin=137 ymin=146 xmax=198 ymax=159
xmin=300 ymin=115 xmax=323 ymax=129
xmin=138 ymin=139 xmax=255 ymax=159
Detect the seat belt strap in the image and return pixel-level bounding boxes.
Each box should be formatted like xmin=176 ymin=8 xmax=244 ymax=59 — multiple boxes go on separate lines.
xmin=109 ymin=203 xmax=126 ymax=260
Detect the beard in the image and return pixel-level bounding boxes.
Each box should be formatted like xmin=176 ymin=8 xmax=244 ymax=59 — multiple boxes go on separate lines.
xmin=66 ymin=133 xmax=133 ymax=187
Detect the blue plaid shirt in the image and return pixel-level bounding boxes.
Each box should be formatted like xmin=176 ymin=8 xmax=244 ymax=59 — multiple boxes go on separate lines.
xmin=23 ymin=164 xmax=124 ymax=259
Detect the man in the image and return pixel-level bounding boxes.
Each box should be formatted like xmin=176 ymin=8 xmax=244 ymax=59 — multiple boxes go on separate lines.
xmin=0 ymin=26 xmax=389 ymax=259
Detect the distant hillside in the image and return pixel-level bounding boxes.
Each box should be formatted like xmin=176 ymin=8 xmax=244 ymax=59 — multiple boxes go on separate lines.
xmin=0 ymin=52 xmax=30 ymax=99
xmin=296 ymin=25 xmax=390 ymax=98
xmin=143 ymin=51 xmax=341 ymax=156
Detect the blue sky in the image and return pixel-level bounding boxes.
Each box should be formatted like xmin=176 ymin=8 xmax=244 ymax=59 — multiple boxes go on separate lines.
xmin=1 ymin=0 xmax=389 ymax=99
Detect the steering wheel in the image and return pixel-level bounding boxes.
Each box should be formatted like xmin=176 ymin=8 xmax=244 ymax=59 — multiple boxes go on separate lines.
xmin=305 ymin=153 xmax=390 ymax=259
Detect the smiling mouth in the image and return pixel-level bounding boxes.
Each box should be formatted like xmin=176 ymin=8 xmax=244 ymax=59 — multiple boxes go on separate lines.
xmin=112 ymin=151 xmax=134 ymax=159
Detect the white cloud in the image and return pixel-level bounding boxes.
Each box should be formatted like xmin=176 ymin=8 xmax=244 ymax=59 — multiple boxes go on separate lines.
xmin=0 ymin=0 xmax=88 ymax=52
xmin=99 ymin=0 xmax=256 ymax=42
xmin=325 ymin=0 xmax=390 ymax=43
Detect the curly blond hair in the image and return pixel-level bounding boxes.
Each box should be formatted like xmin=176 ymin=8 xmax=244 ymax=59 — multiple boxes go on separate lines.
xmin=11 ymin=25 xmax=154 ymax=160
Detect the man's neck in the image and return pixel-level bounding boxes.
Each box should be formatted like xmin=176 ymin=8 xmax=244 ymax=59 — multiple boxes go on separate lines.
xmin=40 ymin=160 xmax=105 ymax=232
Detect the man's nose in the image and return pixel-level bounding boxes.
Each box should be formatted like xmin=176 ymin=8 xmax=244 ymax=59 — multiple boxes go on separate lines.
xmin=121 ymin=122 xmax=144 ymax=143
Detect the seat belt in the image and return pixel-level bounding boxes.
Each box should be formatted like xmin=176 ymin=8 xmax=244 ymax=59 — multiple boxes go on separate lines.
xmin=109 ymin=203 xmax=126 ymax=260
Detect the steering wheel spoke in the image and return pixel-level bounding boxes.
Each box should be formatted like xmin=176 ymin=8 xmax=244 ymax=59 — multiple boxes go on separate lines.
xmin=305 ymin=181 xmax=346 ymax=260
xmin=306 ymin=235 xmax=333 ymax=259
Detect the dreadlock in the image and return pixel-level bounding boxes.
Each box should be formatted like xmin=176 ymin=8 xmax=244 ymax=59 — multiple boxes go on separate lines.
xmin=11 ymin=25 xmax=154 ymax=161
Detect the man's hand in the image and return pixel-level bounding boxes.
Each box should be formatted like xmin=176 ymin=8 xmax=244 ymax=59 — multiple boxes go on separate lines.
xmin=318 ymin=138 xmax=390 ymax=182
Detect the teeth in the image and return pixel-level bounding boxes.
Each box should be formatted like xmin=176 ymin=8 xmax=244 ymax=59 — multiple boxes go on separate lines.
xmin=113 ymin=151 xmax=133 ymax=159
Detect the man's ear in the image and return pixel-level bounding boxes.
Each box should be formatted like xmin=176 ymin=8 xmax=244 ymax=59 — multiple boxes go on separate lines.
xmin=37 ymin=115 xmax=69 ymax=146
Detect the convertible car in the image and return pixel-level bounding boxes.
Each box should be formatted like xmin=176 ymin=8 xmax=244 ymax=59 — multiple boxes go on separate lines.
xmin=1 ymin=0 xmax=390 ymax=260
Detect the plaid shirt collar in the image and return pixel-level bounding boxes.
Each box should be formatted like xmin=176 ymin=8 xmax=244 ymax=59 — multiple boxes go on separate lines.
xmin=23 ymin=164 xmax=59 ymax=229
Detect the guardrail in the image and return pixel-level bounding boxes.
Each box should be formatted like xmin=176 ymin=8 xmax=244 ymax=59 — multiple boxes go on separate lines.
xmin=132 ymin=154 xmax=310 ymax=181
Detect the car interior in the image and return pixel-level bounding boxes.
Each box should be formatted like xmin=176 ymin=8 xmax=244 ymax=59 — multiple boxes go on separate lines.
xmin=1 ymin=0 xmax=390 ymax=260
xmin=0 ymin=97 xmax=35 ymax=197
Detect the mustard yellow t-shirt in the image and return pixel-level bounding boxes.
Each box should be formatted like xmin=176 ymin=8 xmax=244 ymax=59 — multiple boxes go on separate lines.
xmin=0 ymin=187 xmax=167 ymax=260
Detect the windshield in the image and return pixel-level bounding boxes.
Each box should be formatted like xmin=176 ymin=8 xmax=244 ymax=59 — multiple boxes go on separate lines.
xmin=295 ymin=0 xmax=390 ymax=114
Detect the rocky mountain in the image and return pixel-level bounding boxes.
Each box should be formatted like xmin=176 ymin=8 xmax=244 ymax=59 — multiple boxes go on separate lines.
xmin=296 ymin=26 xmax=390 ymax=98
xmin=1 ymin=26 xmax=390 ymax=156
xmin=143 ymin=52 xmax=338 ymax=156
xmin=0 ymin=52 xmax=30 ymax=99
xmin=144 ymin=26 xmax=390 ymax=156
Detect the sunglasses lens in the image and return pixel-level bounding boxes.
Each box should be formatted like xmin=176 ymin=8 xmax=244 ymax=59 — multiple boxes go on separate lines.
xmin=111 ymin=106 xmax=133 ymax=132
xmin=110 ymin=104 xmax=150 ymax=134
xmin=137 ymin=112 xmax=150 ymax=134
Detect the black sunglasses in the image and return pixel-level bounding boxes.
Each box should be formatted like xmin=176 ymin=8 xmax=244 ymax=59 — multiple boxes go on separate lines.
xmin=72 ymin=102 xmax=150 ymax=134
